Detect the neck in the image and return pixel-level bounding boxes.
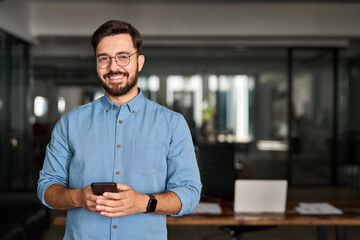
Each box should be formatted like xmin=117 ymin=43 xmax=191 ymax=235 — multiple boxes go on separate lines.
xmin=106 ymin=86 xmax=139 ymax=105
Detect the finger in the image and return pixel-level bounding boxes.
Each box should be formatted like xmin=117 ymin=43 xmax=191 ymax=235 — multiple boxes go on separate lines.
xmin=116 ymin=182 xmax=132 ymax=191
xmin=94 ymin=195 xmax=107 ymax=201
xmin=96 ymin=198 xmax=124 ymax=207
xmin=87 ymin=193 xmax=105 ymax=204
xmin=100 ymin=211 xmax=127 ymax=218
xmin=87 ymin=193 xmax=106 ymax=205
xmin=87 ymin=194 xmax=98 ymax=202
xmin=96 ymin=204 xmax=124 ymax=213
xmin=85 ymin=199 xmax=100 ymax=212
xmin=87 ymin=199 xmax=97 ymax=206
xmin=84 ymin=193 xmax=97 ymax=204
xmin=103 ymin=191 xmax=124 ymax=200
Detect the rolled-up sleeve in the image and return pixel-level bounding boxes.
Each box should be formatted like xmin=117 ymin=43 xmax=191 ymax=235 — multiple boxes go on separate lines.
xmin=166 ymin=115 xmax=202 ymax=216
xmin=37 ymin=116 xmax=73 ymax=208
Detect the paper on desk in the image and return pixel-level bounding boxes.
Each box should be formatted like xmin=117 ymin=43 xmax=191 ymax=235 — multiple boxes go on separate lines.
xmin=295 ymin=202 xmax=343 ymax=215
xmin=190 ymin=202 xmax=222 ymax=214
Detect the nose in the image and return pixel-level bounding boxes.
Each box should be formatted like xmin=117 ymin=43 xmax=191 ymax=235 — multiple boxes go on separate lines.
xmin=108 ymin=57 xmax=122 ymax=71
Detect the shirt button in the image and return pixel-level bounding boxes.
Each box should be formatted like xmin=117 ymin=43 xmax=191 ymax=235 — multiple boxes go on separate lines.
xmin=132 ymin=110 xmax=135 ymax=114
xmin=116 ymin=171 xmax=120 ymax=175
xmin=113 ymin=225 xmax=117 ymax=229
xmin=117 ymin=144 xmax=121 ymax=148
xmin=106 ymin=109 xmax=109 ymax=112
xmin=115 ymin=106 xmax=118 ymax=110
xmin=119 ymin=120 xmax=123 ymax=124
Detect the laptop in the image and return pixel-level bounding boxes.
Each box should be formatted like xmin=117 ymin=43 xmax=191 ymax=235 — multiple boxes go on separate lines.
xmin=234 ymin=179 xmax=288 ymax=213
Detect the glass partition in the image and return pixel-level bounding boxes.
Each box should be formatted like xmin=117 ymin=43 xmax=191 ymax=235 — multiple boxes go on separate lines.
xmin=0 ymin=32 xmax=9 ymax=188
xmin=0 ymin=32 xmax=31 ymax=189
xmin=291 ymin=49 xmax=334 ymax=186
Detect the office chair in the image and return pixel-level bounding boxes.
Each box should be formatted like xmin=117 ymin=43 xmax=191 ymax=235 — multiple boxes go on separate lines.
xmin=197 ymin=142 xmax=236 ymax=201
xmin=196 ymin=142 xmax=274 ymax=240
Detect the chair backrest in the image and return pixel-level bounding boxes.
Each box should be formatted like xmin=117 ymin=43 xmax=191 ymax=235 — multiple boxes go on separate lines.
xmin=197 ymin=143 xmax=236 ymax=200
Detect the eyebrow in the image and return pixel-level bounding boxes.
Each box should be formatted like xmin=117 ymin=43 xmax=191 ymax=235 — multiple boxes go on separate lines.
xmin=96 ymin=51 xmax=131 ymax=57
xmin=117 ymin=51 xmax=131 ymax=55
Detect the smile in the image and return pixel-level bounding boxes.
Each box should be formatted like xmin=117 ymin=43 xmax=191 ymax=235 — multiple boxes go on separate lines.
xmin=104 ymin=71 xmax=129 ymax=83
xmin=108 ymin=74 xmax=126 ymax=80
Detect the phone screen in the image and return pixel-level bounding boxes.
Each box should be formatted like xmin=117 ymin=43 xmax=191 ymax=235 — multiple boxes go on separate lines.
xmin=91 ymin=182 xmax=118 ymax=195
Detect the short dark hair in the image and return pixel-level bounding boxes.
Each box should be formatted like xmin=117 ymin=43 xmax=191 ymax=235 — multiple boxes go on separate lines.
xmin=91 ymin=20 xmax=143 ymax=54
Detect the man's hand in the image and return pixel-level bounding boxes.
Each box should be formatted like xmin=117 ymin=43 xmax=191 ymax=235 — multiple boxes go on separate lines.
xmin=95 ymin=183 xmax=149 ymax=217
xmin=44 ymin=184 xmax=103 ymax=211
xmin=78 ymin=185 xmax=106 ymax=213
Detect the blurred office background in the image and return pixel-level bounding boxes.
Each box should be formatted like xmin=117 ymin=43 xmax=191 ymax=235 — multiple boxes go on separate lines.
xmin=1 ymin=0 xmax=360 ymax=239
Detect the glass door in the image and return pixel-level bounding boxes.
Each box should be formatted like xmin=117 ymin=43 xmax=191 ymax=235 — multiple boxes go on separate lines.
xmin=0 ymin=32 xmax=32 ymax=189
xmin=0 ymin=32 xmax=10 ymax=188
xmin=290 ymin=49 xmax=335 ymax=186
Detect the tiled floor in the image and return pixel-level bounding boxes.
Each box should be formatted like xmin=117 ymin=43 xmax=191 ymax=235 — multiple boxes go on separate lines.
xmin=41 ymin=187 xmax=360 ymax=240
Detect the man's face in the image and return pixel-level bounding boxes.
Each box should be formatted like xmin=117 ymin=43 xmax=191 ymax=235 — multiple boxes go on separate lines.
xmin=96 ymin=34 xmax=144 ymax=97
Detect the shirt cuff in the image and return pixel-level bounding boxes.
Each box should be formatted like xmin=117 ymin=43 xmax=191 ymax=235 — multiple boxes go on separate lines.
xmin=37 ymin=182 xmax=57 ymax=209
xmin=168 ymin=185 xmax=201 ymax=217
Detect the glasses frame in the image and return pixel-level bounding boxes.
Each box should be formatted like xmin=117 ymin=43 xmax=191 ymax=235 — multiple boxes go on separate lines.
xmin=95 ymin=51 xmax=139 ymax=69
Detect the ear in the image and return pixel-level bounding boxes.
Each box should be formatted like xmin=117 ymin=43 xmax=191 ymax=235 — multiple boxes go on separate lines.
xmin=137 ymin=54 xmax=145 ymax=72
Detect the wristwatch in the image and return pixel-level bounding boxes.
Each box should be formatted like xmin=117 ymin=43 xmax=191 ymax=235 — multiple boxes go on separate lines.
xmin=146 ymin=194 xmax=157 ymax=213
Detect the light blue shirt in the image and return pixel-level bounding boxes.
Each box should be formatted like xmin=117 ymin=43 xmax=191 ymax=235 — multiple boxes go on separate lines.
xmin=37 ymin=89 xmax=202 ymax=240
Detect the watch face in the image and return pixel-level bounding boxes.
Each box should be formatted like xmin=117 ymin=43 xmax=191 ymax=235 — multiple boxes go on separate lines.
xmin=148 ymin=199 xmax=157 ymax=212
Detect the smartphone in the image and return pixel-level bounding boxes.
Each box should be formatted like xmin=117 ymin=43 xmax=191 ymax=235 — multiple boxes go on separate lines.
xmin=91 ymin=182 xmax=118 ymax=195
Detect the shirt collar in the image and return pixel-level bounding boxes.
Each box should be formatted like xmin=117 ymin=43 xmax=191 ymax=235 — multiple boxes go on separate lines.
xmin=126 ymin=88 xmax=146 ymax=114
xmin=101 ymin=88 xmax=146 ymax=114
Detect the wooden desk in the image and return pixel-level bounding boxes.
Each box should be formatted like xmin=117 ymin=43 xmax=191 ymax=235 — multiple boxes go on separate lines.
xmin=168 ymin=201 xmax=360 ymax=240
xmin=54 ymin=201 xmax=360 ymax=240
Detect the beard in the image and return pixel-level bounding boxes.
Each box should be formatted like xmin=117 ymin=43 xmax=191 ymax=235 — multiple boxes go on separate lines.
xmin=100 ymin=68 xmax=139 ymax=97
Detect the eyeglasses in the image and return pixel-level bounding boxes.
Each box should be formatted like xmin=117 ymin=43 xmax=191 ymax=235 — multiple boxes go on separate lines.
xmin=95 ymin=51 xmax=139 ymax=69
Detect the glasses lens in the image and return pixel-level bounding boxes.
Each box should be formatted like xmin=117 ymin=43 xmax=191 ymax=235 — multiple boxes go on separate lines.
xmin=97 ymin=55 xmax=109 ymax=68
xmin=116 ymin=54 xmax=130 ymax=67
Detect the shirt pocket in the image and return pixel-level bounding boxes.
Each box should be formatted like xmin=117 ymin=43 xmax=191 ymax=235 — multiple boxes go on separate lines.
xmin=130 ymin=140 xmax=163 ymax=175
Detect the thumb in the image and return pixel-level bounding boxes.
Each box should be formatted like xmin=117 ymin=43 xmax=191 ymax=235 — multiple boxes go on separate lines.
xmin=116 ymin=182 xmax=132 ymax=191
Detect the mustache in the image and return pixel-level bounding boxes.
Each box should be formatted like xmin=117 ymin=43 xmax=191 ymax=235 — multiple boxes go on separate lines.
xmin=103 ymin=71 xmax=129 ymax=79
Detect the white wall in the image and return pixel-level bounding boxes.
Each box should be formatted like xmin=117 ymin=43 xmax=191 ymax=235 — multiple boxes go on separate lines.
xmin=0 ymin=0 xmax=31 ymax=42
xmin=29 ymin=2 xmax=360 ymax=38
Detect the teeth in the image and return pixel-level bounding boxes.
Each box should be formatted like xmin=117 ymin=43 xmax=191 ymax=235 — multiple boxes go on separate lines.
xmin=109 ymin=74 xmax=125 ymax=80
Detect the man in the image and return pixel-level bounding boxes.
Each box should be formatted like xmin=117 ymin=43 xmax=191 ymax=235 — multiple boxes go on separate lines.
xmin=37 ymin=20 xmax=202 ymax=240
